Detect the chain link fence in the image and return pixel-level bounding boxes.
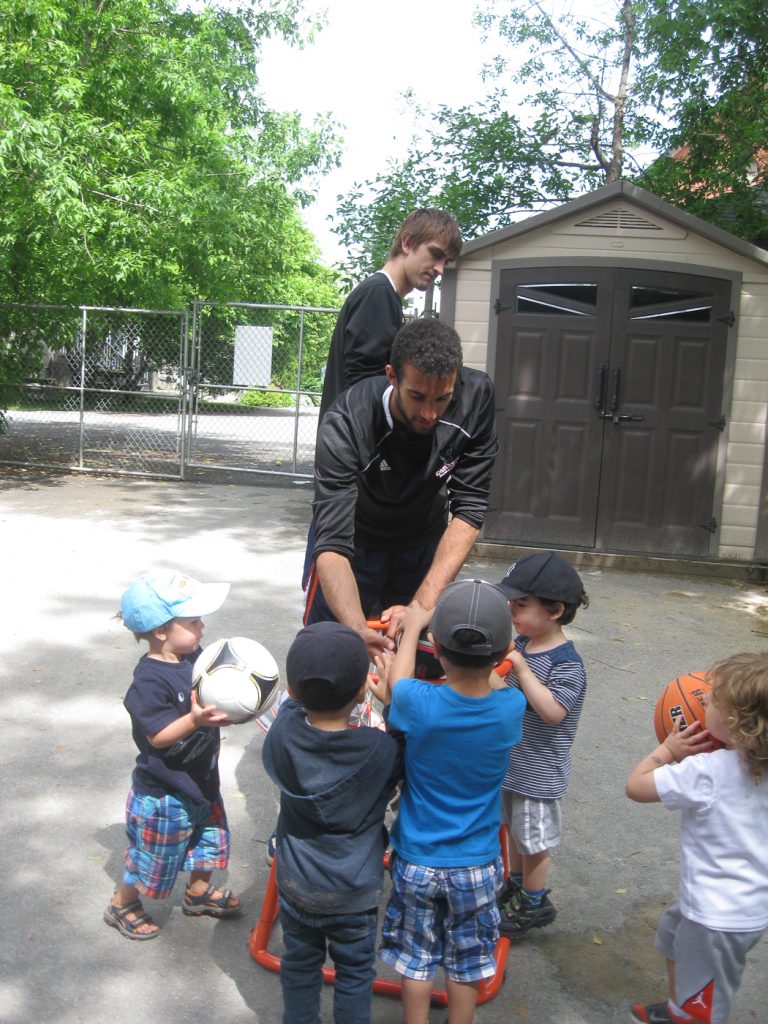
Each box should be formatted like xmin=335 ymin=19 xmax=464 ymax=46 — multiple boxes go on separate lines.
xmin=187 ymin=300 xmax=337 ymax=477
xmin=0 ymin=299 xmax=339 ymax=480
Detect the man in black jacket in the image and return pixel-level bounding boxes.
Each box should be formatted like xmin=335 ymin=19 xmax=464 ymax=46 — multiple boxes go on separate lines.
xmin=318 ymin=208 xmax=462 ymax=420
xmin=304 ymin=318 xmax=498 ymax=660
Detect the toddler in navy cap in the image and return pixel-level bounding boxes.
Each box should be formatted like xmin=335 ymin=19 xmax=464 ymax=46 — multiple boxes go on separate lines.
xmin=262 ymin=622 xmax=402 ymax=1024
xmin=495 ymin=552 xmax=589 ymax=938
xmin=104 ymin=570 xmax=240 ymax=941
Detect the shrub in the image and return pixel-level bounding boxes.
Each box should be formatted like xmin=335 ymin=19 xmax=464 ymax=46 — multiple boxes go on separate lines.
xmin=238 ymin=388 xmax=293 ymax=409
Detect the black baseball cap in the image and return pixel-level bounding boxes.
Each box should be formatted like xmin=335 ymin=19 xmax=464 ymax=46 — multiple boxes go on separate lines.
xmin=430 ymin=579 xmax=511 ymax=657
xmin=498 ymin=552 xmax=584 ymax=604
xmin=286 ymin=621 xmax=369 ymax=710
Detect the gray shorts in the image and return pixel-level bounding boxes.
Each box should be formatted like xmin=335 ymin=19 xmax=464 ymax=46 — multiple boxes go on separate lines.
xmin=655 ymin=902 xmax=764 ymax=1024
xmin=502 ymin=791 xmax=562 ymax=855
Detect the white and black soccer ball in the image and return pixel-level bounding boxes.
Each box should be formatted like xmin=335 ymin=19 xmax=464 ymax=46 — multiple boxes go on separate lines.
xmin=193 ymin=636 xmax=281 ymax=724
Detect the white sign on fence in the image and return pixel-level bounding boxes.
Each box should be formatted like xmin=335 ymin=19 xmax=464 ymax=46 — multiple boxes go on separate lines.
xmin=233 ymin=325 xmax=273 ymax=386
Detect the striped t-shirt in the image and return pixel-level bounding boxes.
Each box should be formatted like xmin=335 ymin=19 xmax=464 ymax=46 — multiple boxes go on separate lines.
xmin=502 ymin=636 xmax=586 ymax=799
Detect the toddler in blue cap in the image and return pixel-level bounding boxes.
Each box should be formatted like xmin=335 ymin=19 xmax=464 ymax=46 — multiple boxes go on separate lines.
xmin=104 ymin=570 xmax=240 ymax=939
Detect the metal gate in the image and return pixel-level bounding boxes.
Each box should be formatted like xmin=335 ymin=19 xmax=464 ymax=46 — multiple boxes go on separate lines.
xmin=184 ymin=300 xmax=338 ymax=478
xmin=0 ymin=303 xmax=189 ymax=478
xmin=0 ymin=300 xmax=339 ymax=480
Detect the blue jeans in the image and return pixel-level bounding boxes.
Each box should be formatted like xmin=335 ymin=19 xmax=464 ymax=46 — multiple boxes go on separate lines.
xmin=279 ymin=895 xmax=377 ymax=1024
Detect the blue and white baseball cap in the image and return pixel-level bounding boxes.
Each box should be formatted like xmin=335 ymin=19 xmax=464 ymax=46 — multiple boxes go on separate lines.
xmin=120 ymin=571 xmax=229 ymax=632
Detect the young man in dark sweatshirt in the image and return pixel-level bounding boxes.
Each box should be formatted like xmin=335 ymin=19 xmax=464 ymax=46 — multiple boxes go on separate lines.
xmin=262 ymin=621 xmax=402 ymax=1024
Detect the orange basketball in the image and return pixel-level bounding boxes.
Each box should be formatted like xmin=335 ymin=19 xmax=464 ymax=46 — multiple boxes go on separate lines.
xmin=653 ymin=671 xmax=718 ymax=744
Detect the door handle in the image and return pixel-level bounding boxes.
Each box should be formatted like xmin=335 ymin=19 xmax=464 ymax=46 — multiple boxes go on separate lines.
xmin=597 ymin=367 xmax=621 ymax=419
xmin=609 ymin=367 xmax=620 ymax=415
xmin=594 ymin=364 xmax=607 ymax=411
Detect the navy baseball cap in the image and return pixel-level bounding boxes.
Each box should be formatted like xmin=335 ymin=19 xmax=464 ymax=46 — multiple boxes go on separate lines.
xmin=430 ymin=579 xmax=511 ymax=657
xmin=287 ymin=621 xmax=369 ymax=707
xmin=120 ymin=572 xmax=229 ymax=632
xmin=498 ymin=552 xmax=584 ymax=604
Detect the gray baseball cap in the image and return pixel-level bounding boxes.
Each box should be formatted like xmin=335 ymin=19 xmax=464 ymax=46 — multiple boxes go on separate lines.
xmin=430 ymin=579 xmax=511 ymax=657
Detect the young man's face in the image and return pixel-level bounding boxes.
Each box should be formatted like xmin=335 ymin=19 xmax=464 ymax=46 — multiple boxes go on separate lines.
xmin=401 ymin=237 xmax=450 ymax=292
xmin=386 ymin=361 xmax=456 ymax=434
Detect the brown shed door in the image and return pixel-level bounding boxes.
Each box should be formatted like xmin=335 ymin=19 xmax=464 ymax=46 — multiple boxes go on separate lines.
xmin=487 ymin=267 xmax=731 ymax=556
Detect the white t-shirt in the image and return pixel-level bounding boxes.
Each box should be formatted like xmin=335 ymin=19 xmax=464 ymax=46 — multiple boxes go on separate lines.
xmin=654 ymin=748 xmax=768 ymax=931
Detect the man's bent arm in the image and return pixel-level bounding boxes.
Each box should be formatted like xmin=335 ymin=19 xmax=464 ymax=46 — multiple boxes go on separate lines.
xmin=315 ymin=551 xmax=395 ymax=658
xmin=412 ymin=517 xmax=479 ymax=611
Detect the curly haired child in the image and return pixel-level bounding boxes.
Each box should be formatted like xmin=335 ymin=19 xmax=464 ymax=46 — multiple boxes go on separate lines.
xmin=626 ymin=651 xmax=768 ymax=1024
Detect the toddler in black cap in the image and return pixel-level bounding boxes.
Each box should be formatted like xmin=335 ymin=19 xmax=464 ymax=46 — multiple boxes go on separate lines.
xmin=262 ymin=622 xmax=402 ymax=1024
xmin=495 ymin=552 xmax=589 ymax=938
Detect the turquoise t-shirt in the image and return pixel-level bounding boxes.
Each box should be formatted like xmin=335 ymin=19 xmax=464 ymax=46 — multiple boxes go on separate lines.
xmin=388 ymin=679 xmax=526 ymax=867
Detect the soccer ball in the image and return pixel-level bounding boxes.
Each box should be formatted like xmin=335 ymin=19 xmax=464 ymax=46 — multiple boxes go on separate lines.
xmin=193 ymin=636 xmax=281 ymax=724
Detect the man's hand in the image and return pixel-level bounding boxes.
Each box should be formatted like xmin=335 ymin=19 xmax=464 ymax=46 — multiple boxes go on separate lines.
xmin=378 ymin=604 xmax=408 ymax=640
xmin=359 ymin=623 xmax=396 ymax=663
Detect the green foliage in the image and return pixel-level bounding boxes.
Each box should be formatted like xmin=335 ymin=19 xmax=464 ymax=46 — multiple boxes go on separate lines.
xmin=238 ymin=387 xmax=293 ymax=408
xmin=635 ymin=0 xmax=768 ymax=245
xmin=0 ymin=0 xmax=343 ymax=309
xmin=0 ymin=0 xmax=345 ymax=421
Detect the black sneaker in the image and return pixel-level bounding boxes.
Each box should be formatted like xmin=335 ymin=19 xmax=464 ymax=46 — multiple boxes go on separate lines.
xmin=497 ymin=875 xmax=523 ymax=906
xmin=498 ymin=890 xmax=557 ymax=937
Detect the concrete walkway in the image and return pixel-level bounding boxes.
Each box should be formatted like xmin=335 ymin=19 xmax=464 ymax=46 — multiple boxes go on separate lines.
xmin=1 ymin=469 xmax=766 ymax=1024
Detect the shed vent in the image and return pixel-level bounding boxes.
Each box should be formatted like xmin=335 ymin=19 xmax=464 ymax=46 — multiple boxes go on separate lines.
xmin=574 ymin=209 xmax=662 ymax=231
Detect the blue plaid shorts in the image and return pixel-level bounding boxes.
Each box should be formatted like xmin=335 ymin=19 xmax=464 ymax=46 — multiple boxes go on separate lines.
xmin=123 ymin=787 xmax=230 ymax=899
xmin=379 ymin=854 xmax=503 ymax=983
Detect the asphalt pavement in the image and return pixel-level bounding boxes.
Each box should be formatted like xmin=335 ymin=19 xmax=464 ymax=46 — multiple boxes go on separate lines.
xmin=1 ymin=468 xmax=766 ymax=1024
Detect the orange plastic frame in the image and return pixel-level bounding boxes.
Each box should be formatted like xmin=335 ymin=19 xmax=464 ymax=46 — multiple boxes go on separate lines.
xmin=249 ymin=829 xmax=512 ymax=1007
xmin=249 ymin=619 xmax=515 ymax=1005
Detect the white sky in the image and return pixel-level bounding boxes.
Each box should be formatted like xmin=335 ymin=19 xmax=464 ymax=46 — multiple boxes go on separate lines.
xmin=257 ymin=0 xmax=639 ymax=277
xmin=258 ymin=0 xmax=496 ymax=267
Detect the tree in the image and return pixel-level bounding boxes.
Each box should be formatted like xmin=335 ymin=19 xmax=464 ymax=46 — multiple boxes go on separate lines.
xmin=332 ymin=0 xmax=768 ymax=280
xmin=0 ymin=0 xmax=342 ymax=309
xmin=636 ymin=0 xmax=768 ymax=246
xmin=0 ymin=0 xmax=344 ymax=424
xmin=333 ymin=0 xmax=651 ymax=280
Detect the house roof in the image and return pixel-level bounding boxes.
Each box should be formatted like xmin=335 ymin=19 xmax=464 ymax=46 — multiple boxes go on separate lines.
xmin=459 ymin=180 xmax=768 ymax=269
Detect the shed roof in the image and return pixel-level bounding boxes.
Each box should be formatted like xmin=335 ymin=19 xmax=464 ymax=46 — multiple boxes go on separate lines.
xmin=460 ymin=181 xmax=768 ymax=270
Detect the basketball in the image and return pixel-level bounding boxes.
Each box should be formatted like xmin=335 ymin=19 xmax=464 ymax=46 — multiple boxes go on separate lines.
xmin=193 ymin=636 xmax=281 ymax=724
xmin=653 ymin=671 xmax=722 ymax=746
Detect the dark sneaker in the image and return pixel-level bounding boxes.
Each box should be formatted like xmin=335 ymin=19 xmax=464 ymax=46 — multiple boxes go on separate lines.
xmin=629 ymin=1003 xmax=685 ymax=1024
xmin=498 ymin=890 xmax=556 ymax=937
xmin=497 ymin=875 xmax=523 ymax=906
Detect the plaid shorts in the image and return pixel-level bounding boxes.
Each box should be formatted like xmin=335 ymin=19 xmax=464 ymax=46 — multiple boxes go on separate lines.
xmin=379 ymin=854 xmax=503 ymax=983
xmin=123 ymin=787 xmax=230 ymax=899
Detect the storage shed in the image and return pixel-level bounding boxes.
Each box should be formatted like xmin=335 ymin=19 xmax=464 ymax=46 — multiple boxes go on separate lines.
xmin=441 ymin=181 xmax=768 ymax=567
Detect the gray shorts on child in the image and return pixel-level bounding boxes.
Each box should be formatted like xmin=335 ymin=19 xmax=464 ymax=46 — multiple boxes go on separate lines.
xmin=655 ymin=902 xmax=764 ymax=1024
xmin=502 ymin=791 xmax=562 ymax=855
